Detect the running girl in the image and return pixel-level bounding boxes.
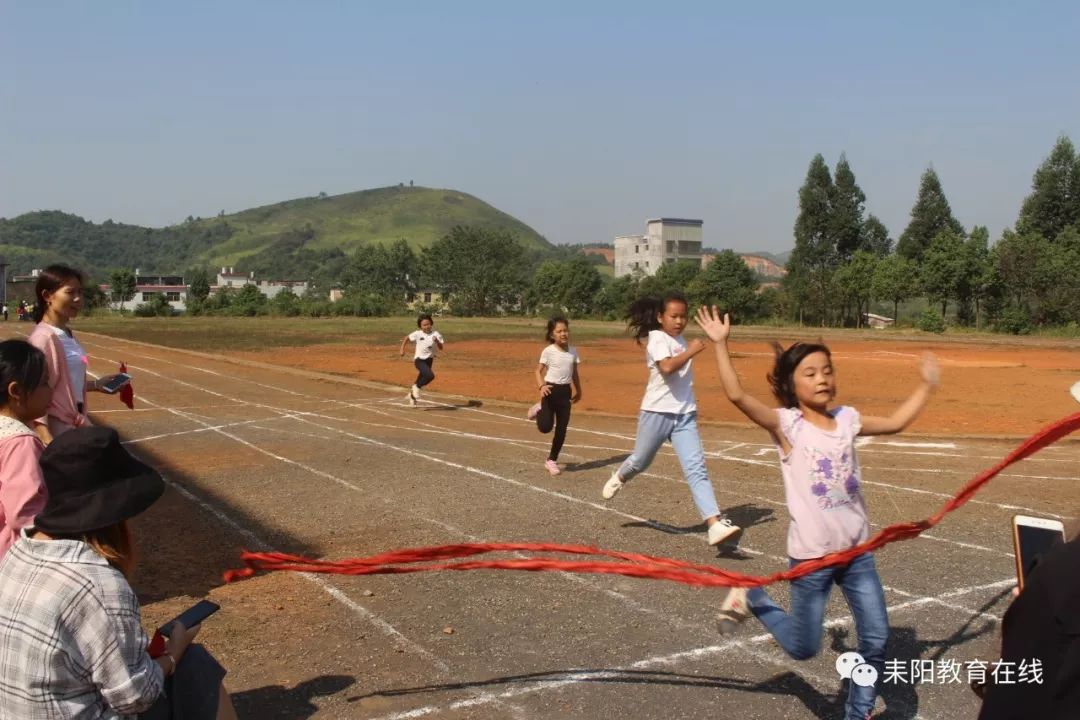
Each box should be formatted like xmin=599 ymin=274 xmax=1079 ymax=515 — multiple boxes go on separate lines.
xmin=400 ymin=314 xmax=444 ymax=406
xmin=526 ymin=316 xmax=582 ymax=476
xmin=602 ymin=293 xmax=741 ymax=546
xmin=695 ymin=305 xmax=939 ymax=720
xmin=0 ymin=340 xmax=52 ymax=558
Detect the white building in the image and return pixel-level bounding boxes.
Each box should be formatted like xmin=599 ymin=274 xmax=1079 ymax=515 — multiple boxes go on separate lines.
xmin=213 ymin=267 xmax=309 ymax=299
xmin=613 ymin=218 xmax=704 ymax=277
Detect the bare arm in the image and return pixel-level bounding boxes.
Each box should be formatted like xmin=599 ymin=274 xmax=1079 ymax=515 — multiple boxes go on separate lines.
xmin=859 ymin=353 xmax=939 ymax=435
xmin=571 ymin=364 xmax=582 ymax=402
xmin=694 ymin=306 xmax=783 ymax=436
xmin=399 ymin=335 xmax=410 ymax=356
xmin=34 ymin=424 xmax=53 ymax=445
xmin=656 ymin=339 xmax=708 ymax=375
xmin=535 ymin=363 xmax=550 ymax=396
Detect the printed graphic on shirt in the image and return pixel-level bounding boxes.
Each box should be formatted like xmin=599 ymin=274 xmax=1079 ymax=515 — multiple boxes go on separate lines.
xmin=802 ymin=444 xmax=860 ymax=510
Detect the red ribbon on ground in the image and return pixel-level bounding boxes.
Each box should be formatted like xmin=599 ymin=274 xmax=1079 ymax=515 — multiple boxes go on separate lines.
xmin=119 ymin=362 xmax=134 ymax=410
xmin=223 ymin=412 xmax=1080 ymax=589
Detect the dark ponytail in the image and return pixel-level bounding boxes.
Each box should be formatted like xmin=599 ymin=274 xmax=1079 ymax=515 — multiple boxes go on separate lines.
xmin=0 ymin=340 xmax=48 ymax=407
xmin=625 ymin=292 xmax=688 ymax=344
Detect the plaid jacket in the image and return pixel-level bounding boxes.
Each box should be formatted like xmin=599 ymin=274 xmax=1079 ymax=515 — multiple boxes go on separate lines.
xmin=0 ymin=531 xmax=163 ymax=719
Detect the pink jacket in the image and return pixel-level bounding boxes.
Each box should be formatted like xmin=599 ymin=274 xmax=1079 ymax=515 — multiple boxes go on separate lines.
xmin=27 ymin=322 xmax=91 ymax=438
xmin=0 ymin=417 xmax=46 ymax=559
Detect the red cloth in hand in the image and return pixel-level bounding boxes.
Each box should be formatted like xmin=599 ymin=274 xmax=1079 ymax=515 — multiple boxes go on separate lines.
xmin=119 ymin=362 xmax=134 ymax=410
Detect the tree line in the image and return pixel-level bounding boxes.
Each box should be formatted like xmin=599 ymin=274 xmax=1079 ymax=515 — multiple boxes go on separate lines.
xmin=782 ymin=136 xmax=1080 ymax=333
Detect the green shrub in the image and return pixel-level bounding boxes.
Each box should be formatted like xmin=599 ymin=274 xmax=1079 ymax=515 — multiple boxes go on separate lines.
xmin=915 ymin=309 xmax=945 ymax=333
xmin=996 ymin=307 xmax=1033 ymax=335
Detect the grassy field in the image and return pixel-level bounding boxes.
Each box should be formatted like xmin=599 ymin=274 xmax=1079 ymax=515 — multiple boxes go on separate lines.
xmin=72 ymin=314 xmax=1080 ymax=353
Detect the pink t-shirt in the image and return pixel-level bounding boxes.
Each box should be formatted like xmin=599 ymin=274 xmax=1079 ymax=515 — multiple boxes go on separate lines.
xmin=775 ymin=406 xmax=870 ymax=560
xmin=0 ymin=417 xmax=47 ymax=560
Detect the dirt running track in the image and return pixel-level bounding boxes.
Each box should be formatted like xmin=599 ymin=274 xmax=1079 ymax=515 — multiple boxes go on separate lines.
xmin=236 ymin=337 xmax=1080 ymax=437
xmin=30 ymin=332 xmax=1080 ymax=718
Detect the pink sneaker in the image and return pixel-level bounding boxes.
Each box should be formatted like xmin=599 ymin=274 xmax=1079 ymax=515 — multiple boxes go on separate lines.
xmin=544 ymin=459 xmax=561 ymax=475
xmin=527 ymin=402 xmax=542 ymax=420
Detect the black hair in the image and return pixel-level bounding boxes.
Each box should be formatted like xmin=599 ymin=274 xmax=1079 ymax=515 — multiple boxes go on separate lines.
xmin=767 ymin=341 xmax=833 ymax=408
xmin=545 ymin=315 xmax=569 ymax=343
xmin=0 ymin=339 xmax=48 ymax=407
xmin=416 ymin=313 xmax=434 ymax=328
xmin=33 ymin=264 xmax=85 ymax=323
xmin=625 ymin=292 xmax=689 ymax=344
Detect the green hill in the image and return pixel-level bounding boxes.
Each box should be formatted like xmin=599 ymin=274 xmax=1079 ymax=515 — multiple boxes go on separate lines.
xmin=0 ymin=186 xmax=551 ymax=281
xmin=201 ymin=185 xmax=551 ymax=266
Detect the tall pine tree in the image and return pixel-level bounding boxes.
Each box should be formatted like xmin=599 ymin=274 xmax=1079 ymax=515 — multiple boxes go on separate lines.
xmin=859 ymin=215 xmax=892 ymax=257
xmin=1017 ymin=135 xmax=1080 ymax=242
xmin=790 ymin=154 xmax=836 ymax=326
xmin=830 ymin=153 xmax=866 ymax=261
xmin=896 ymin=168 xmax=964 ymax=262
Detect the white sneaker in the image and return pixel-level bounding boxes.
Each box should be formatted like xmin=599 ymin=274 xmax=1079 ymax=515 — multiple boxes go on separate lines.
xmin=527 ymin=402 xmax=542 ymax=420
xmin=407 ymin=391 xmax=416 ymax=407
xmin=707 ymin=517 xmax=741 ymax=546
xmin=602 ymin=471 xmax=624 ymax=500
xmin=411 ymin=384 xmax=421 ymax=402
xmin=716 ymin=586 xmax=750 ymax=635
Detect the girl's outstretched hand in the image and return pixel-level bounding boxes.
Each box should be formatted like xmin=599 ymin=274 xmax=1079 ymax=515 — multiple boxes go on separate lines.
xmin=920 ymin=352 xmax=940 ymax=387
xmin=693 ymin=305 xmax=731 ymax=343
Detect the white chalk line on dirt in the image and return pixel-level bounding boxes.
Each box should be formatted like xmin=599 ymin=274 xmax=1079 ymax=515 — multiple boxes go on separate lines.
xmin=128 ymin=392 xmax=451 ymax=672
xmin=106 ymin=358 xmax=741 ymax=653
xmin=98 ymin=349 xmax=1005 ymax=621
xmin=362 ymin=577 xmax=1012 ymax=720
xmin=104 ymin=348 xmax=1041 ymax=561
xmin=102 ymin=348 xmax=1048 ymax=566
xmin=92 ymin=342 xmax=1013 ymax=719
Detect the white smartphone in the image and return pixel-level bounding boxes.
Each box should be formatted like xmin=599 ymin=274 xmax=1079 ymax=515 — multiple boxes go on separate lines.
xmin=100 ymin=373 xmax=131 ymax=394
xmin=1012 ymin=514 xmax=1066 ymax=590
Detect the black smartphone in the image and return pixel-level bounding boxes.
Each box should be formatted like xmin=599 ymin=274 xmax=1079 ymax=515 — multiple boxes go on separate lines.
xmin=100 ymin=373 xmax=131 ymax=394
xmin=158 ymin=600 xmax=220 ymax=636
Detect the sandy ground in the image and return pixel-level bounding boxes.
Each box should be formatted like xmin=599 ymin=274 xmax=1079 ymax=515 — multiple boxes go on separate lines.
xmin=16 ymin=329 xmax=1080 ymax=719
xmin=232 ymin=337 xmax=1080 ymax=437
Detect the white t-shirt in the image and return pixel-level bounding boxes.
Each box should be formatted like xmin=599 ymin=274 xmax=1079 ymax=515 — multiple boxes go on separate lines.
xmin=409 ymin=330 xmax=444 ymax=359
xmin=48 ymin=324 xmax=87 ymax=401
xmin=641 ymin=330 xmax=696 ymax=414
xmin=539 ymin=345 xmax=580 ymax=385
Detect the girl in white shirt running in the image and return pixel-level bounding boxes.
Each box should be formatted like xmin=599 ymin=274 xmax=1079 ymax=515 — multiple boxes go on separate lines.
xmin=526 ymin=316 xmax=582 ymax=476
xmin=601 ymin=293 xmax=740 ymax=546
xmin=399 ymin=314 xmax=445 ymax=406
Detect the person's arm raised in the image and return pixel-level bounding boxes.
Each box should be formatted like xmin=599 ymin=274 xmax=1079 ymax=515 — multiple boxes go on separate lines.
xmin=859 ymin=353 xmax=939 ymax=436
xmin=694 ymin=306 xmax=783 ymax=436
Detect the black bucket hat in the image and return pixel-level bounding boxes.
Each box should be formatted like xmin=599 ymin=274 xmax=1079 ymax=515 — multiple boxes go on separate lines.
xmin=35 ymin=427 xmax=164 ymax=535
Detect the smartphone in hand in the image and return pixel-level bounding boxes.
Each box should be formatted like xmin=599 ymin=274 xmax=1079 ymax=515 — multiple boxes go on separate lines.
xmin=100 ymin=373 xmax=132 ymax=394
xmin=1013 ymin=515 xmax=1066 ymax=590
xmin=158 ymin=600 xmax=220 ymax=636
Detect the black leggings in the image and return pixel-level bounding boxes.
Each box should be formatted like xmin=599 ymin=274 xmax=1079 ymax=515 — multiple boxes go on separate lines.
xmin=537 ymin=383 xmax=572 ymax=461
xmin=414 ymin=357 xmax=435 ymax=388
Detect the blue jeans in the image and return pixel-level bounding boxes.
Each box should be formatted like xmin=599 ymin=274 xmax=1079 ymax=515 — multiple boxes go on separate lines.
xmin=617 ymin=411 xmax=721 ymax=520
xmin=748 ymin=553 xmax=889 ymax=720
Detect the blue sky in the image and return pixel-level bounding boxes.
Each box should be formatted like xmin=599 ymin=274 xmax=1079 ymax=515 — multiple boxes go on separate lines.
xmin=3 ymin=1 xmax=1078 ymax=253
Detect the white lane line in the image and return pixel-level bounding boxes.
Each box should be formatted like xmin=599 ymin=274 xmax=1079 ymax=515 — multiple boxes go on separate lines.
xmin=92 ymin=340 xmax=1020 ymax=718
xmin=362 ymin=579 xmax=1012 ymax=720
xmin=133 ymin=394 xmax=451 ymax=673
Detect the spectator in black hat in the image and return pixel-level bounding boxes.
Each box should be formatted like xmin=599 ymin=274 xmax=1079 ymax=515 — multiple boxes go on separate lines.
xmin=0 ymin=426 xmax=237 ymax=719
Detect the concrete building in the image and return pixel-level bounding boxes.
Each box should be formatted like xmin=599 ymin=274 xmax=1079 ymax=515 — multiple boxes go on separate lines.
xmin=134 ymin=272 xmax=188 ymax=312
xmin=97 ymin=270 xmax=189 ymax=313
xmin=212 ymin=267 xmax=309 ymax=299
xmin=613 ymin=218 xmax=704 ymax=277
